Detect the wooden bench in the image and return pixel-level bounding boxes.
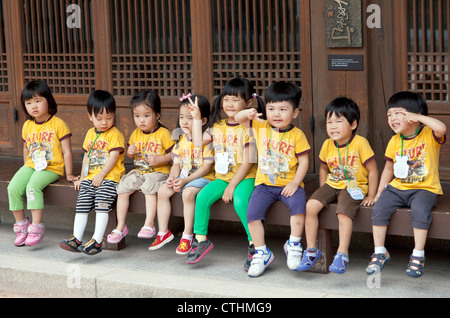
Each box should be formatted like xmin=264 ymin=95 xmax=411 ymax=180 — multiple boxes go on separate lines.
xmin=1 ymin=156 xmax=449 ymax=274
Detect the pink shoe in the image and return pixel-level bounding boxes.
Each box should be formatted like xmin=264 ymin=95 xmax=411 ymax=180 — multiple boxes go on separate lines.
xmin=24 ymin=223 xmax=45 ymax=247
xmin=137 ymin=226 xmax=156 ymax=239
xmin=13 ymin=218 xmax=31 ymax=246
xmin=107 ymin=225 xmax=129 ymax=244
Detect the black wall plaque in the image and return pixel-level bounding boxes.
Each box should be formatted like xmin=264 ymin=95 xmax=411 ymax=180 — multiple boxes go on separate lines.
xmin=328 ymin=55 xmax=364 ymax=71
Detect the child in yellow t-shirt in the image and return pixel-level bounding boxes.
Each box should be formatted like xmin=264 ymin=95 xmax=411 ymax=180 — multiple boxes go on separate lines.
xmin=366 ymin=91 xmax=446 ymax=278
xmin=236 ymin=81 xmax=311 ymax=277
xmin=186 ymin=78 xmax=265 ymax=268
xmin=60 ymin=90 xmax=125 ymax=255
xmin=151 ymin=95 xmax=213 ymax=254
xmin=298 ymin=97 xmax=378 ymax=274
xmin=107 ymin=90 xmax=175 ymax=246
xmin=8 ymin=80 xmax=77 ymax=247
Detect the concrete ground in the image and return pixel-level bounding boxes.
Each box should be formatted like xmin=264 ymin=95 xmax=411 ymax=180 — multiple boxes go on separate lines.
xmin=0 ymin=221 xmax=449 ymax=299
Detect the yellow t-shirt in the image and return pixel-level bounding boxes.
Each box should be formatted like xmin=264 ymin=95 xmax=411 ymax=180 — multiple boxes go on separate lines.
xmin=250 ymin=120 xmax=311 ymax=187
xmin=128 ymin=125 xmax=175 ymax=175
xmin=172 ymin=134 xmax=214 ymax=181
xmin=22 ymin=115 xmax=72 ymax=176
xmin=319 ymin=134 xmax=376 ymax=196
xmin=206 ymin=120 xmax=257 ymax=183
xmin=82 ymin=126 xmax=125 ymax=183
xmin=385 ymin=126 xmax=445 ymax=195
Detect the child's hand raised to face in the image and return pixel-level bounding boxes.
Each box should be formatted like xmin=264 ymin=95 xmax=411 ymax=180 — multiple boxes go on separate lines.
xmin=185 ymin=96 xmax=201 ymax=120
xmin=247 ymin=108 xmax=265 ymax=123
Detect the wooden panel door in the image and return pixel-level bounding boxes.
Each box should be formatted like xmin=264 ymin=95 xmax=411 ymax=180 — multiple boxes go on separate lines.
xmin=395 ymin=0 xmax=449 ymax=180
xmin=208 ymin=0 xmax=314 ymax=172
xmin=0 ymin=0 xmax=20 ymax=157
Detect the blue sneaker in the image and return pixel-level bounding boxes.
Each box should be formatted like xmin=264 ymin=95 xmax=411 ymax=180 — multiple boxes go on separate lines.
xmin=329 ymin=253 xmax=349 ymax=274
xmin=406 ymin=255 xmax=425 ymax=278
xmin=297 ymin=248 xmax=322 ymax=271
xmin=248 ymin=248 xmax=275 ymax=278
xmin=365 ymin=251 xmax=390 ymax=275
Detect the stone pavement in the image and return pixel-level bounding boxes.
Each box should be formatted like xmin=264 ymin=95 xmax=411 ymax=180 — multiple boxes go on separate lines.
xmin=0 ymin=223 xmax=449 ymax=299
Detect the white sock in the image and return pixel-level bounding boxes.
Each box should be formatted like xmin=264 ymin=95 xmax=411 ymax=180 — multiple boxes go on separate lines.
xmin=374 ymin=246 xmax=387 ymax=254
xmin=289 ymin=235 xmax=301 ymax=243
xmin=92 ymin=213 xmax=109 ymax=243
xmin=255 ymin=245 xmax=267 ymax=252
xmin=182 ymin=233 xmax=194 ymax=241
xmin=157 ymin=231 xmax=168 ymax=237
xmin=412 ymin=249 xmax=425 ymax=257
xmin=73 ymin=213 xmax=89 ymax=242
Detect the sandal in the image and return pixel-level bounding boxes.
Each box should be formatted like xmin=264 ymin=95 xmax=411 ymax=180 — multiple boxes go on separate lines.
xmin=107 ymin=225 xmax=129 ymax=244
xmin=137 ymin=226 xmax=156 ymax=239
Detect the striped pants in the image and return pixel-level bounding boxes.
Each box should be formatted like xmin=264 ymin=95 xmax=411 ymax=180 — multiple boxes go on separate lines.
xmin=76 ymin=179 xmax=118 ymax=214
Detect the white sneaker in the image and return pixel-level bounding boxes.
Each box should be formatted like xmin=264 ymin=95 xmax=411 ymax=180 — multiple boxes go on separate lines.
xmin=283 ymin=240 xmax=303 ymax=270
xmin=248 ymin=248 xmax=275 ymax=278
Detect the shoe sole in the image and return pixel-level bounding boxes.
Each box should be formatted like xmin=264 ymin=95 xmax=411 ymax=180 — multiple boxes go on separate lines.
xmin=25 ymin=234 xmax=45 ymax=247
xmin=59 ymin=241 xmax=81 ymax=253
xmin=148 ymin=234 xmax=174 ymax=250
xmin=248 ymin=253 xmax=275 ymax=278
xmin=186 ymin=242 xmax=214 ymax=264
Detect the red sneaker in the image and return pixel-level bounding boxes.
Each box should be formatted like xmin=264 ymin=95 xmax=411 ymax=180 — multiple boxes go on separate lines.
xmin=148 ymin=230 xmax=174 ymax=250
xmin=176 ymin=237 xmax=193 ymax=255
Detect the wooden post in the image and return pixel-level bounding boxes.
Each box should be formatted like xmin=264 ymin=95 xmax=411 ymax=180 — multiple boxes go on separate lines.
xmin=190 ymin=0 xmax=214 ymax=97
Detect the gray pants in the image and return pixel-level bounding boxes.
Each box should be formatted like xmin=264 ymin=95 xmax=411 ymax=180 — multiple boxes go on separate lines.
xmin=372 ymin=185 xmax=437 ymax=230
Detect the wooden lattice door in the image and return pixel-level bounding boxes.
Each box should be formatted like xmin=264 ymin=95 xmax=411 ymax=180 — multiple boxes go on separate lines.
xmin=395 ymin=0 xmax=449 ymax=180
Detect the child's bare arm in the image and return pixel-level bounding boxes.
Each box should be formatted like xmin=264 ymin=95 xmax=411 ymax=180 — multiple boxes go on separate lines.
xmin=281 ymin=153 xmax=309 ymax=198
xmin=361 ymin=159 xmax=378 ymax=206
xmin=374 ymin=160 xmax=394 ymax=201
xmin=318 ymin=163 xmax=329 ymax=187
xmin=61 ymin=137 xmax=79 ymax=182
xmin=91 ymin=150 xmax=121 ymax=187
xmin=404 ymin=111 xmax=447 ymax=139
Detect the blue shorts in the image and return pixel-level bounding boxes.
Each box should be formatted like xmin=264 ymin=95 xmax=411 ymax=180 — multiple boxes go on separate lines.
xmin=247 ymin=184 xmax=306 ymax=223
xmin=372 ymin=184 xmax=437 ymax=230
xmin=180 ymin=177 xmax=211 ymax=195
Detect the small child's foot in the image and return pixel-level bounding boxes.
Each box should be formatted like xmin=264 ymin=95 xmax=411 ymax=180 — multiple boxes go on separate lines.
xmin=80 ymin=238 xmax=103 ymax=255
xmin=59 ymin=235 xmax=82 ymax=252
xmin=244 ymin=244 xmax=255 ymax=271
xmin=24 ymin=223 xmax=45 ymax=247
xmin=406 ymin=255 xmax=425 ymax=278
xmin=148 ymin=230 xmax=174 ymax=250
xmin=137 ymin=226 xmax=156 ymax=239
xmin=13 ymin=218 xmax=31 ymax=246
xmin=186 ymin=238 xmax=214 ymax=264
xmin=248 ymin=248 xmax=275 ymax=278
xmin=365 ymin=251 xmax=390 ymax=275
xmin=329 ymin=252 xmax=349 ymax=274
xmin=283 ymin=240 xmax=303 ymax=271
xmin=297 ymin=248 xmax=322 ymax=271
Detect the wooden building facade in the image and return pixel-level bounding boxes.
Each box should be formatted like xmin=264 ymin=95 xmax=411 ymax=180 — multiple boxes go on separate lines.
xmin=0 ymin=0 xmax=448 ymax=179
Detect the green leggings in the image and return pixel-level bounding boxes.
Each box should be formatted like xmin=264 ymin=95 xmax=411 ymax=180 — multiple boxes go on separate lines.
xmin=193 ymin=178 xmax=255 ymax=241
xmin=7 ymin=166 xmax=60 ymax=211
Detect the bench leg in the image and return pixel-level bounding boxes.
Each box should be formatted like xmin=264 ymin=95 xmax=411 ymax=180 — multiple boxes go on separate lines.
xmin=104 ymin=207 xmax=126 ymax=251
xmin=308 ymin=229 xmax=333 ymax=274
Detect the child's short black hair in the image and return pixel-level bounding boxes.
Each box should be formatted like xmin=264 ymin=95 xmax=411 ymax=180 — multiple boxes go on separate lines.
xmin=21 ymin=80 xmax=58 ymax=120
xmin=386 ymin=91 xmax=428 ymax=116
xmin=87 ymin=90 xmax=116 ymax=116
xmin=325 ymin=97 xmax=360 ymax=132
xmin=130 ymin=90 xmax=161 ymax=115
xmin=180 ymin=94 xmax=211 ymax=130
xmin=264 ymin=82 xmax=302 ymax=110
